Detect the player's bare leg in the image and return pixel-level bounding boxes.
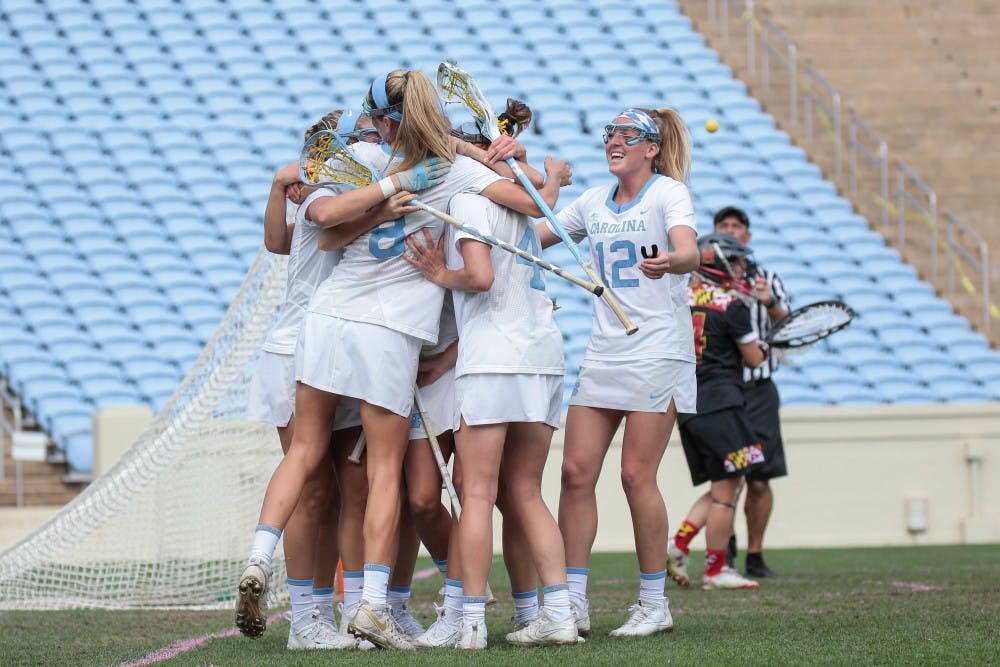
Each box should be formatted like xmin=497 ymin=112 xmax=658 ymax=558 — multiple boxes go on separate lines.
xmin=702 ymin=478 xmax=758 ymax=590
xmin=349 ymin=402 xmax=413 ymax=649
xmin=404 ymin=433 xmax=453 ymax=562
xmin=607 ymin=405 xmax=676 ymax=637
xmin=238 ymin=384 xmax=338 ymax=639
xmin=330 ymin=427 xmax=369 ymax=646
xmin=497 ymin=482 xmax=541 ymax=631
xmin=501 ymin=422 xmax=578 ymax=646
xmin=453 ymin=419 xmax=507 ymax=648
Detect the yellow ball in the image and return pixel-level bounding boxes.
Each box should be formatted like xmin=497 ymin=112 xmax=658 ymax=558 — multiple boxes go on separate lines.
xmin=705 ymin=119 xmax=719 ymax=133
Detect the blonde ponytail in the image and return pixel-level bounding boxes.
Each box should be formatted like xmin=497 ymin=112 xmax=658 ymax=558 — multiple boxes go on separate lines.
xmin=641 ymin=107 xmax=690 ymax=183
xmin=367 ymin=69 xmax=454 ymax=172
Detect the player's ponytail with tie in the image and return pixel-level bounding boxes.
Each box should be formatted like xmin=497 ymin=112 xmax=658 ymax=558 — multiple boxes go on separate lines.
xmin=365 ymin=69 xmax=454 ymax=172
xmin=641 ymin=107 xmax=691 ymax=184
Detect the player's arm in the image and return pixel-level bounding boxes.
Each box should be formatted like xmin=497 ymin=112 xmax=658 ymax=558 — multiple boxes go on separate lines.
xmin=479 ymin=156 xmax=571 ymax=216
xmin=739 ymin=339 xmax=766 ymax=369
xmin=417 ymin=339 xmax=458 ymax=387
xmin=638 ymin=225 xmax=699 ymax=279
xmin=755 ymin=272 xmax=790 ymax=322
xmin=263 ymin=161 xmax=301 ymax=254
xmin=308 ymin=159 xmax=452 ymax=228
xmin=316 ymin=192 xmax=420 ymax=250
xmin=404 ymin=229 xmax=493 ymax=292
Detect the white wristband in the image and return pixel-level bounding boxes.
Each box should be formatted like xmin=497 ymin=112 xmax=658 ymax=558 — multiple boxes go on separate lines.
xmin=378 ymin=177 xmax=397 ymax=199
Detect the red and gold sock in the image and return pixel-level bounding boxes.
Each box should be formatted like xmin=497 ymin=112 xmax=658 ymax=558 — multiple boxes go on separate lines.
xmin=704 ymin=549 xmax=727 ymax=577
xmin=673 ymin=520 xmax=700 ymax=553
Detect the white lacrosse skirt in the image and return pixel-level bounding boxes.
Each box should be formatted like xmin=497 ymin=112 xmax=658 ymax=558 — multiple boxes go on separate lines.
xmin=455 ymin=373 xmax=563 ymax=429
xmin=247 ymin=350 xmax=362 ymax=430
xmin=409 ymin=367 xmax=456 ymax=441
xmin=569 ymin=358 xmax=696 ymax=414
xmin=296 ymin=312 xmax=421 ymax=418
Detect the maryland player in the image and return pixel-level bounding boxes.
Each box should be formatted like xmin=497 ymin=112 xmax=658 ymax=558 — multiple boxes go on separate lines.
xmin=667 ymin=233 xmax=767 ymax=590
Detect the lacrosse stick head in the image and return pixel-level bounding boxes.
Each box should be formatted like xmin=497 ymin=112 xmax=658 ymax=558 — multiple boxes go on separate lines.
xmin=298 ymin=129 xmax=379 ymax=188
xmin=437 ymin=61 xmax=502 ymax=141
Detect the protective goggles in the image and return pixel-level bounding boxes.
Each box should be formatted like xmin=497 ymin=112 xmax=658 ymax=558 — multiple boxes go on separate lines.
xmin=603 ymin=123 xmax=661 ymax=146
xmin=343 ymin=127 xmax=381 ymax=144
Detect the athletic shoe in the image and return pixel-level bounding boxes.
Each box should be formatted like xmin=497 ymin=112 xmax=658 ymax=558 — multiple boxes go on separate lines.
xmin=349 ymin=600 xmax=415 ymax=650
xmin=571 ymin=599 xmax=591 ymax=637
xmin=667 ymin=538 xmax=691 ymax=587
xmin=391 ymin=602 xmax=425 ymax=639
xmin=336 ymin=603 xmax=373 ymax=650
xmin=745 ymin=554 xmax=778 ymax=578
xmin=702 ymin=566 xmax=761 ymax=590
xmin=415 ymin=603 xmax=462 ymax=648
xmin=287 ymin=616 xmax=356 ymax=650
xmin=235 ymin=558 xmax=271 ymax=638
xmin=457 ymin=621 xmax=487 ymax=650
xmin=609 ymin=599 xmax=674 ymax=637
xmin=505 ymin=611 xmax=580 ymax=646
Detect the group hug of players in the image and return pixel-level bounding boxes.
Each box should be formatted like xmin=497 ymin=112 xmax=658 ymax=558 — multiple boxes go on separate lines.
xmin=234 ymin=67 xmax=787 ymax=652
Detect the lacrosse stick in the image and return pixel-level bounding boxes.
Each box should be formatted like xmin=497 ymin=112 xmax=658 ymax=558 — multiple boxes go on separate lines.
xmin=764 ymin=300 xmax=855 ymax=349
xmin=298 ymin=130 xmax=604 ymax=296
xmin=413 ymin=385 xmax=461 ymax=518
xmin=347 ymin=431 xmax=365 ymax=464
xmin=437 ymin=62 xmax=638 ymax=335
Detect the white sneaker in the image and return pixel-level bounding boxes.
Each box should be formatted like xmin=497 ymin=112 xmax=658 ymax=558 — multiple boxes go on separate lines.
xmin=348 ymin=600 xmax=415 ymax=650
xmin=571 ymin=598 xmax=591 ymax=637
xmin=457 ymin=620 xmax=487 ymax=650
xmin=505 ymin=611 xmax=580 ymax=646
xmin=415 ymin=603 xmax=462 ymax=648
xmin=702 ymin=566 xmax=761 ymax=590
xmin=287 ymin=615 xmax=356 ymax=650
xmin=391 ymin=602 xmax=425 ymax=639
xmin=609 ymin=599 xmax=674 ymax=637
xmin=667 ymin=538 xmax=691 ymax=587
xmin=235 ymin=558 xmax=271 ymax=638
xmin=336 ymin=602 xmax=374 ymax=650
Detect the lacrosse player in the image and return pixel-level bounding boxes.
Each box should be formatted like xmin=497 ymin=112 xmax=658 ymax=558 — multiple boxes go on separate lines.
xmin=667 ymin=232 xmax=766 ymax=591
xmin=713 ymin=206 xmax=790 ymax=578
xmin=243 ymin=110 xmax=365 ymax=650
xmin=536 ymin=108 xmax=699 ymax=637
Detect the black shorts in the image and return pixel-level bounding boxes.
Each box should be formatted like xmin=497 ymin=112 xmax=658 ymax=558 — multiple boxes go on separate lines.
xmin=679 ymin=406 xmax=766 ymax=486
xmin=743 ymin=378 xmax=788 ymax=480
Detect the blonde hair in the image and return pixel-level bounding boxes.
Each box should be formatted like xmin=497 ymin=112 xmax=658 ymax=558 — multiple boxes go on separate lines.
xmin=304 ymin=110 xmax=343 ymax=142
xmin=367 ymin=70 xmax=454 ymax=171
xmin=640 ymin=107 xmax=691 ymax=183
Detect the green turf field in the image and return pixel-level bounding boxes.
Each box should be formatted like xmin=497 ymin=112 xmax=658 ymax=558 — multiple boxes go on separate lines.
xmin=2 ymin=545 xmax=998 ymax=666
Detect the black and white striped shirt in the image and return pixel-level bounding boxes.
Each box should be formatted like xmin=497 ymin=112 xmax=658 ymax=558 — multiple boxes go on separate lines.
xmin=743 ymin=268 xmax=790 ymax=383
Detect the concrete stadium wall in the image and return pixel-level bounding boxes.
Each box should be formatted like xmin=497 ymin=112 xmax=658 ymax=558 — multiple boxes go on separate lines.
xmin=2 ymin=403 xmax=997 ymax=554
xmin=527 ymin=402 xmax=1000 ymax=553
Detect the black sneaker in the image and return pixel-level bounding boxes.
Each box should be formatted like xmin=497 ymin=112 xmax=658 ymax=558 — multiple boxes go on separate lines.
xmin=745 ymin=553 xmax=777 ymax=578
xmin=726 ymin=534 xmax=737 ymax=568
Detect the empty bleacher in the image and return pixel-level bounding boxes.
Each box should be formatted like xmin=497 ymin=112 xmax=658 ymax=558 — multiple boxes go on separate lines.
xmin=1 ymin=0 xmax=997 ymax=476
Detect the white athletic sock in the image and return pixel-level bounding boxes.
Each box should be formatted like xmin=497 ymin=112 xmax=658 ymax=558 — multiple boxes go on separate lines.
xmin=362 ymin=563 xmax=390 ymax=606
xmin=444 ymin=578 xmax=464 ymax=619
xmin=288 ymin=578 xmax=314 ymax=627
xmin=313 ymin=586 xmax=335 ymax=623
xmin=566 ymin=567 xmax=589 ymax=607
xmin=542 ymin=583 xmax=571 ymax=621
xmin=462 ymin=595 xmax=488 ymax=627
xmin=249 ymin=525 xmax=281 ymax=567
xmin=387 ymin=584 xmax=411 ymax=612
xmin=638 ymin=569 xmax=666 ymax=607
xmin=512 ymin=589 xmax=539 ymax=626
xmin=343 ymin=570 xmax=364 ymax=620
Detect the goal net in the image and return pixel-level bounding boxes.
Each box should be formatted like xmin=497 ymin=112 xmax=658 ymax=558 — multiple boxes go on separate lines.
xmin=0 ymin=248 xmax=292 ymax=609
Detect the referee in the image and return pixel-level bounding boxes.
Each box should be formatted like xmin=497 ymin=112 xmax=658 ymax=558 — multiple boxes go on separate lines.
xmin=713 ymin=206 xmax=789 ymax=578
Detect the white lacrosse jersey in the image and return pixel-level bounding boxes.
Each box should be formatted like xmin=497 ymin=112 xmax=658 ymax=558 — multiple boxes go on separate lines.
xmin=448 ymin=193 xmax=565 ymax=377
xmin=308 ymin=143 xmax=502 ymax=343
xmin=262 ymin=191 xmax=345 ymax=354
xmin=551 ymin=174 xmax=697 ymax=363
xmin=421 ymin=292 xmax=458 ymax=358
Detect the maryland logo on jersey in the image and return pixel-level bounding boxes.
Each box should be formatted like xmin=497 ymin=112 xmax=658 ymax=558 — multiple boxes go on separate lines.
xmin=688 ymin=284 xmax=737 ymax=312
